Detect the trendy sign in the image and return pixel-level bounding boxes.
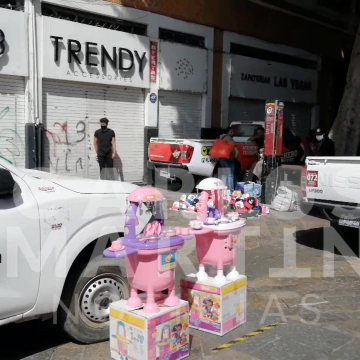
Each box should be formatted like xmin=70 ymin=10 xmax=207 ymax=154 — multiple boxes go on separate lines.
xmin=50 ymin=36 xmax=146 ymax=73
xmin=43 ymin=17 xmax=150 ymax=88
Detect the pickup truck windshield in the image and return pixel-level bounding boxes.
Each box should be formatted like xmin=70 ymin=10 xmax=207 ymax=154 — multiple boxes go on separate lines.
xmin=232 ymin=124 xmax=260 ymax=138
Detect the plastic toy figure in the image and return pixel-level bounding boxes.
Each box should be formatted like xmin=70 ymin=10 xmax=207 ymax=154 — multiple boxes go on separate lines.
xmin=207 ymin=199 xmax=221 ymax=219
xmin=186 ymin=194 xmax=197 ymax=206
xmin=172 ymin=323 xmax=182 ymax=345
xmin=189 ymin=292 xmax=201 ymax=327
xmin=202 ymin=298 xmax=213 ymax=319
xmin=211 ymin=303 xmax=220 ymax=321
xmin=111 ymin=321 xmax=131 ymax=360
xmin=154 ymin=324 xmax=173 ymax=360
xmin=244 ymin=196 xmax=257 ymax=209
xmin=180 ymin=323 xmax=188 ymax=345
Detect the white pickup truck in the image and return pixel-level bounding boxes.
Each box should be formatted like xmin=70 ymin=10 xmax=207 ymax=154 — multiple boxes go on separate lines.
xmin=0 ymin=158 xmax=151 ymax=343
xmin=148 ymin=121 xmax=263 ymax=188
xmin=303 ymin=156 xmax=360 ymax=229
xmin=148 ymin=121 xmax=306 ymax=188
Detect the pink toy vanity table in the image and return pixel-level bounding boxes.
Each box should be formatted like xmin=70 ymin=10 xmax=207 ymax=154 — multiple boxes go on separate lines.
xmin=104 ymin=187 xmax=193 ymax=314
xmin=191 ymin=178 xmax=246 ymax=284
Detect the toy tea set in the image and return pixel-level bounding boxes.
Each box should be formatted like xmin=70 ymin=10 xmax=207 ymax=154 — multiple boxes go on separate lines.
xmin=187 ymin=178 xmax=247 ymax=284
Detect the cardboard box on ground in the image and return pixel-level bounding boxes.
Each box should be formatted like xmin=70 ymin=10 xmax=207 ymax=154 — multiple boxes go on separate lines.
xmin=180 ymin=276 xmax=247 ymax=336
xmin=110 ymin=300 xmax=190 ymax=360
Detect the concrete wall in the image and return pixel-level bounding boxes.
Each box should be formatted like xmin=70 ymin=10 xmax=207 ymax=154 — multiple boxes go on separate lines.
xmin=109 ymin=0 xmax=352 ymax=130
xmin=159 ymin=42 xmax=208 ymax=93
xmin=0 ymin=9 xmax=28 ymax=77
xmin=110 ymin=0 xmax=354 ymax=59
xmin=42 ymin=0 xmax=215 ymax=129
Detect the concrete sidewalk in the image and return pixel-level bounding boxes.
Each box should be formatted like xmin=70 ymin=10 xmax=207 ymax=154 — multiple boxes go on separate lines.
xmin=3 ymin=210 xmax=360 ymax=360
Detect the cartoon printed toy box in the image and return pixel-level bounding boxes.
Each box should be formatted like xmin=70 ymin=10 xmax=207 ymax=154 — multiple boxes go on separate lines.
xmin=180 ymin=276 xmax=247 ymax=336
xmin=110 ymin=299 xmax=189 ymax=360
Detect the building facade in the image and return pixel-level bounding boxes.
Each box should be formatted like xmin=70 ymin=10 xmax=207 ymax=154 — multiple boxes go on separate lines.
xmin=0 ymin=0 xmax=213 ymax=182
xmin=0 ymin=0 xmax=355 ymax=182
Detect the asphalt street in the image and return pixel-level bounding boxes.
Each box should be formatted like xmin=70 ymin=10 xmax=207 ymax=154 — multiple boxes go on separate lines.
xmin=2 ymin=202 xmax=360 ymax=360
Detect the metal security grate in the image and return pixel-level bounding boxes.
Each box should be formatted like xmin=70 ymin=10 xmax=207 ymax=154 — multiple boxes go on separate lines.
xmin=42 ymin=80 xmax=145 ymax=182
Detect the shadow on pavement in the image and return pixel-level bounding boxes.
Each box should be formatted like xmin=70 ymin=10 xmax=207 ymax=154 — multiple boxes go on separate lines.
xmin=0 ymin=319 xmax=68 ymax=360
xmin=296 ymin=226 xmax=360 ymax=257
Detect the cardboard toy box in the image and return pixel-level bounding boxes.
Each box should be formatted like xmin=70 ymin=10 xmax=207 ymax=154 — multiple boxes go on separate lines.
xmin=180 ymin=276 xmax=247 ymax=336
xmin=110 ymin=299 xmax=189 ymax=360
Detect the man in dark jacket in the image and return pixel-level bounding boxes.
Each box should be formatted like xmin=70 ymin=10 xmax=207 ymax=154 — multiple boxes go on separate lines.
xmin=94 ymin=118 xmax=116 ymax=180
xmin=314 ymin=128 xmax=335 ymax=156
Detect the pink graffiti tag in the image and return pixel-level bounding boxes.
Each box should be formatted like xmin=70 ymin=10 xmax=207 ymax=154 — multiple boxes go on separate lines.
xmin=45 ymin=121 xmax=86 ymax=173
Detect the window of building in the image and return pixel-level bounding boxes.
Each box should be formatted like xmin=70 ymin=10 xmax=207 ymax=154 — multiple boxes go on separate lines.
xmin=230 ymin=43 xmax=318 ymax=70
xmin=0 ymin=0 xmax=24 ymax=11
xmin=41 ymin=3 xmax=147 ymax=36
xmin=159 ymin=28 xmax=205 ymax=48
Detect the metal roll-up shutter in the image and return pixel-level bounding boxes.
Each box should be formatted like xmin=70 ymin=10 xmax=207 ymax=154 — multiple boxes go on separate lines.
xmin=228 ymin=98 xmax=265 ymax=125
xmin=43 ymin=80 xmax=145 ymax=183
xmin=158 ymin=90 xmax=202 ymax=139
xmin=229 ymin=98 xmax=312 ymax=138
xmin=283 ymin=103 xmax=312 ymax=139
xmin=0 ymin=75 xmax=26 ymax=167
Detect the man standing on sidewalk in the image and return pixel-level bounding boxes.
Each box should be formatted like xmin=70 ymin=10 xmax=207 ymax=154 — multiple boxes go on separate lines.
xmin=94 ymin=118 xmax=116 ymax=180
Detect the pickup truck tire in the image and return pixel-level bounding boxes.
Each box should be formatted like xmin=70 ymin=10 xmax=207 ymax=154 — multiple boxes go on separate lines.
xmin=58 ymin=255 xmax=129 ymax=344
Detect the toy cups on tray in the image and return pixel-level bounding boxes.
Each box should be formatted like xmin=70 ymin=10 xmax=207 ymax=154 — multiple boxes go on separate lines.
xmin=189 ymin=178 xmax=246 ymax=285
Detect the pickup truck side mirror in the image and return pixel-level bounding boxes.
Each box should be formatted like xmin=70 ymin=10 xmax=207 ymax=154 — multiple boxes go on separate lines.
xmin=0 ymin=168 xmax=16 ymax=198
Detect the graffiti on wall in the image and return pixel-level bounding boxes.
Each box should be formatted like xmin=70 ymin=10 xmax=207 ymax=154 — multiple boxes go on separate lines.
xmin=0 ymin=106 xmax=24 ymax=165
xmin=0 ymin=106 xmax=9 ymax=120
xmin=0 ymin=102 xmax=90 ymax=175
xmin=46 ymin=120 xmax=87 ymax=174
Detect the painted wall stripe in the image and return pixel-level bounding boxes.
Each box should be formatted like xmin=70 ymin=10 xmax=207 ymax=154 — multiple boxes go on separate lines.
xmin=211 ymin=322 xmax=287 ymax=353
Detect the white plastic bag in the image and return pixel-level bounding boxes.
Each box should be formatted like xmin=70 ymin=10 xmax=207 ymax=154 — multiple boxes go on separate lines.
xmin=271 ymin=186 xmax=299 ymax=212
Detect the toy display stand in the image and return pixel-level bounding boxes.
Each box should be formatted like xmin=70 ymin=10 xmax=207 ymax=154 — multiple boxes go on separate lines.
xmin=103 ymin=186 xmax=193 ymax=314
xmin=189 ymin=178 xmax=247 ymax=285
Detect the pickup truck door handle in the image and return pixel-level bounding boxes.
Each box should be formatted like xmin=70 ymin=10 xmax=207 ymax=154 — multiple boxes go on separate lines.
xmin=307 ymin=161 xmax=321 ymax=165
